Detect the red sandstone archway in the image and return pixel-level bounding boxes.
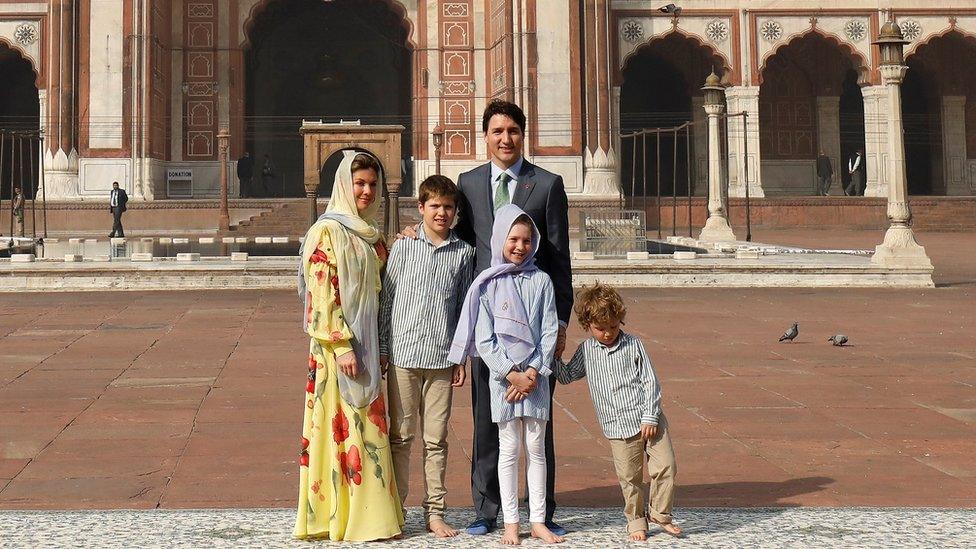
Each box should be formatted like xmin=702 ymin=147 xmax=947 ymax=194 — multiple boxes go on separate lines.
xmin=758 ymin=32 xmax=869 ymax=195
xmin=0 ymin=41 xmax=40 ymax=201
xmin=901 ymin=30 xmax=976 ymax=195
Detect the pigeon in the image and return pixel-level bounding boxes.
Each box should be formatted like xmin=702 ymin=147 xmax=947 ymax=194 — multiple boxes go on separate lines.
xmin=659 ymin=4 xmax=682 ymax=15
xmin=827 ymin=334 xmax=849 ymax=346
xmin=778 ymin=322 xmax=799 ymax=342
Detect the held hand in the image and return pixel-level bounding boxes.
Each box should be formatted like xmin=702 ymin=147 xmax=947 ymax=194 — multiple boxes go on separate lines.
xmin=555 ymin=326 xmax=567 ymax=360
xmin=396 ymin=223 xmax=420 ymax=240
xmin=380 ymin=355 xmax=389 ymax=376
xmin=640 ymin=423 xmax=657 ymax=441
xmin=506 ymin=370 xmax=536 ymax=394
xmin=451 ymin=364 xmax=466 ymax=387
xmin=336 ymin=350 xmax=359 ymax=378
xmin=504 ymin=384 xmax=525 ymax=402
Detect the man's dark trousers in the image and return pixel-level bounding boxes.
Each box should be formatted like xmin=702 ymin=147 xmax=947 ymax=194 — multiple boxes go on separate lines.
xmin=111 ymin=206 xmax=125 ymax=237
xmin=470 ymin=357 xmax=557 ymax=523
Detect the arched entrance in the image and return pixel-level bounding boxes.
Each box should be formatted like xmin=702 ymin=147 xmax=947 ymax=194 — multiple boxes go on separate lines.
xmin=0 ymin=42 xmax=39 ymax=200
xmin=759 ymin=33 xmax=867 ymax=195
xmin=243 ymin=0 xmax=412 ymax=198
xmin=619 ymin=33 xmax=728 ymax=199
xmin=903 ymin=31 xmax=976 ymax=195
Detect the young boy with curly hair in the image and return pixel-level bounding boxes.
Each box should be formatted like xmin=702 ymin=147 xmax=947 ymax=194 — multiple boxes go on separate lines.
xmin=555 ymin=283 xmax=682 ymax=541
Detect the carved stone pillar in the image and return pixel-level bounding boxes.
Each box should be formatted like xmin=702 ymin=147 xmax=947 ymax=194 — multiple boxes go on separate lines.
xmin=42 ymin=0 xmax=79 ymax=198
xmin=724 ymin=86 xmax=764 ymax=198
xmin=581 ymin=0 xmax=619 ymax=198
xmin=941 ymin=96 xmax=971 ymax=196
xmin=699 ymin=101 xmax=737 ymax=243
xmin=861 ymin=85 xmax=889 ymax=197
xmin=815 ymin=96 xmax=843 ymax=196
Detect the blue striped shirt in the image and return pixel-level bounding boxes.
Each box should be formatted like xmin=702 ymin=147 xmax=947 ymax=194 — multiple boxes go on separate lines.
xmin=379 ymin=225 xmax=475 ymax=369
xmin=556 ymin=332 xmax=662 ymax=439
xmin=475 ymin=269 xmax=559 ymax=423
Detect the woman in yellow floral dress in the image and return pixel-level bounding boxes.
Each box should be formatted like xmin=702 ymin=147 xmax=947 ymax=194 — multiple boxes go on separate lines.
xmin=294 ymin=151 xmax=402 ymax=541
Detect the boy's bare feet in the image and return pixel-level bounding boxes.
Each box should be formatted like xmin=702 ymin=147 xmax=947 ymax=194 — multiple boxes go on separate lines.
xmin=427 ymin=518 xmax=459 ymax=538
xmin=501 ymin=523 xmax=522 ymax=545
xmin=651 ymin=519 xmax=683 ymax=537
xmin=628 ymin=530 xmax=648 ymax=541
xmin=530 ymin=522 xmax=565 ymax=544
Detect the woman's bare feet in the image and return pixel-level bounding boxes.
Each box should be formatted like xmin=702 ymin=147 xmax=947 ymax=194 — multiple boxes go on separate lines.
xmin=500 ymin=523 xmax=522 ymax=545
xmin=651 ymin=519 xmax=683 ymax=537
xmin=628 ymin=529 xmax=648 ymax=541
xmin=530 ymin=522 xmax=565 ymax=544
xmin=427 ymin=518 xmax=459 ymax=538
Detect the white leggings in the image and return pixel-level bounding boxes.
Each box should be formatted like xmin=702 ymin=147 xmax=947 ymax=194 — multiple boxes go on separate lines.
xmin=497 ymin=417 xmax=548 ymax=524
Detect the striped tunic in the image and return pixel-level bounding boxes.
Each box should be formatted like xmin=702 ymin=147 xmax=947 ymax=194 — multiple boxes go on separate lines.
xmin=378 ymin=225 xmax=475 ymax=369
xmin=476 ymin=270 xmax=558 ymax=423
xmin=555 ymin=332 xmax=662 ymax=439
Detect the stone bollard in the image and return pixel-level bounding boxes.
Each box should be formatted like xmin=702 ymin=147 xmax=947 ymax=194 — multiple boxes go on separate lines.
xmin=10 ymin=254 xmax=36 ymax=263
xmin=176 ymin=253 xmax=201 ymax=262
xmin=231 ymin=252 xmax=249 ymax=262
xmin=64 ymin=254 xmax=84 ymax=262
xmin=131 ymin=253 xmax=153 ymax=262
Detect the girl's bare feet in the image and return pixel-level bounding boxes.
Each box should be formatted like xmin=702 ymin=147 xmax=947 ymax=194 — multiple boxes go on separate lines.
xmin=530 ymin=522 xmax=565 ymax=544
xmin=427 ymin=518 xmax=459 ymax=538
xmin=651 ymin=519 xmax=683 ymax=537
xmin=628 ymin=529 xmax=648 ymax=541
xmin=501 ymin=523 xmax=522 ymax=545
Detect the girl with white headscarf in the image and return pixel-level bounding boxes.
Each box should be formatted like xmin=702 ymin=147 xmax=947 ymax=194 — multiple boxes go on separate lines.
xmin=294 ymin=151 xmax=403 ymax=541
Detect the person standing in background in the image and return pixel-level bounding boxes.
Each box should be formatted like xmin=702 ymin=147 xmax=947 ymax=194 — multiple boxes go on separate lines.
xmin=108 ymin=181 xmax=128 ymax=238
xmin=816 ymin=151 xmax=833 ymax=196
xmin=237 ymin=151 xmax=254 ymax=198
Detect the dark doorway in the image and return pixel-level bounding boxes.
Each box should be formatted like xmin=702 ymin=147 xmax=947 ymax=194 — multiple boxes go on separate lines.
xmin=244 ymin=0 xmax=412 ymax=198
xmin=619 ymin=34 xmax=722 ymax=199
xmin=0 ymin=45 xmax=39 ymax=200
xmin=839 ymin=68 xmax=866 ymax=192
xmin=902 ymin=32 xmax=976 ymax=195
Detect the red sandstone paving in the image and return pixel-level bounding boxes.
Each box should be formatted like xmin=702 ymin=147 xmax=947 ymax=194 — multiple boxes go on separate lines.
xmin=0 ymin=230 xmax=974 ymax=510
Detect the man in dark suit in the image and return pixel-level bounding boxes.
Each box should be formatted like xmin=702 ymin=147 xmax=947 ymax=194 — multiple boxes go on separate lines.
xmin=108 ymin=181 xmax=128 ymax=238
xmin=455 ymin=99 xmax=572 ymax=537
xmin=816 ymin=150 xmax=833 ymax=196
xmin=237 ymin=151 xmax=254 ymax=198
xmin=846 ymin=149 xmax=865 ymax=196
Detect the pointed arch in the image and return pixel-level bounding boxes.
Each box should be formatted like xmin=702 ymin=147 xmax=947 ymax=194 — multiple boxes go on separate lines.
xmin=757 ymin=29 xmax=869 ymax=87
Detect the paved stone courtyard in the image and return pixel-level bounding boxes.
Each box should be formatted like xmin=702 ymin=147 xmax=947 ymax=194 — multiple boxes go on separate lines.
xmin=1 ymin=230 xmax=974 ymax=546
xmin=3 ymin=506 xmax=976 ymax=548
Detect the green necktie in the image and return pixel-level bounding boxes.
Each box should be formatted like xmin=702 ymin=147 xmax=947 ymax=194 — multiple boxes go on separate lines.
xmin=494 ymin=172 xmax=513 ymax=211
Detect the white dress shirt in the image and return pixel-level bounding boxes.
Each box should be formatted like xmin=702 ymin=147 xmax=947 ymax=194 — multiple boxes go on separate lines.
xmin=489 ymin=157 xmax=523 ymax=204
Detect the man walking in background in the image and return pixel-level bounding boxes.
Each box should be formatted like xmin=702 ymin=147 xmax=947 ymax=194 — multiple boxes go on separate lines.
xmin=108 ymin=181 xmax=128 ymax=238
xmin=816 ymin=151 xmax=833 ymax=196
xmin=846 ymin=149 xmax=865 ymax=196
xmin=237 ymin=151 xmax=254 ymax=198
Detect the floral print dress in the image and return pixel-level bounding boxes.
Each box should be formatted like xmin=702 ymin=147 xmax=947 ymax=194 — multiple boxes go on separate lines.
xmin=294 ymin=229 xmax=402 ymax=541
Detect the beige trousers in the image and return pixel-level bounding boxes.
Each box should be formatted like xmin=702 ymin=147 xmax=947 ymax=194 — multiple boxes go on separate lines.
xmin=607 ymin=414 xmax=676 ymax=532
xmin=388 ymin=365 xmax=454 ymax=524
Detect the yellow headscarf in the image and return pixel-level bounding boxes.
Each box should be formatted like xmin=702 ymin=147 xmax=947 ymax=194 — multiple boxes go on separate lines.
xmin=300 ymin=150 xmax=384 ymax=407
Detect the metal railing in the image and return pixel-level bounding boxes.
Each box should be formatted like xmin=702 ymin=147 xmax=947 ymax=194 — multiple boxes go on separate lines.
xmin=618 ymin=111 xmax=752 ymax=242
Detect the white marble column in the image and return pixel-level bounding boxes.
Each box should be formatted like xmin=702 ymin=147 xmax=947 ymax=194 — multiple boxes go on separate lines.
xmin=581 ymin=0 xmax=619 ymax=198
xmin=942 ymin=96 xmax=971 ymax=196
xmin=699 ymin=101 xmax=737 ymax=243
xmin=724 ymin=86 xmax=763 ymax=197
xmin=691 ymin=96 xmax=707 ymax=196
xmin=816 ymin=96 xmax=843 ymax=196
xmin=872 ymin=64 xmax=931 ymax=269
xmin=861 ymin=85 xmax=889 ymax=197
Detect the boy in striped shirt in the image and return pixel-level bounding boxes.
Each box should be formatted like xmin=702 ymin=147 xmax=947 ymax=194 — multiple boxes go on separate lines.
xmin=555 ymin=283 xmax=682 ymax=540
xmin=379 ymin=175 xmax=476 ymax=538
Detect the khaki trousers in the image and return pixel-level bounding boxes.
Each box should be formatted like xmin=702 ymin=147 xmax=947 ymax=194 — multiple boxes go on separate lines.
xmin=607 ymin=414 xmax=676 ymax=532
xmin=388 ymin=365 xmax=454 ymax=524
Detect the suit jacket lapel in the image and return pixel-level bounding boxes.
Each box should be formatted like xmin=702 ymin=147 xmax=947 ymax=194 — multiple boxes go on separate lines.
xmin=513 ymin=161 xmax=536 ymax=208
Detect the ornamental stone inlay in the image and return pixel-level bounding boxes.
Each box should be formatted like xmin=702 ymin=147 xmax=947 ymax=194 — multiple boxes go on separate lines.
xmin=760 ymin=20 xmax=783 ymax=42
xmin=14 ymin=23 xmax=38 ymax=46
xmin=900 ymin=20 xmax=922 ymax=42
xmin=705 ymin=20 xmax=729 ymax=43
xmin=621 ymin=20 xmax=643 ymax=43
xmin=844 ymin=19 xmax=867 ymax=42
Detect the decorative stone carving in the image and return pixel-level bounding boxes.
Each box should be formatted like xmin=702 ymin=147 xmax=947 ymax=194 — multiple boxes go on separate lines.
xmin=844 ymin=20 xmax=867 ymax=42
xmin=621 ymin=20 xmax=643 ymax=43
xmin=14 ymin=23 xmax=39 ymax=46
xmin=760 ymin=20 xmax=783 ymax=42
xmin=899 ymin=20 xmax=922 ymax=42
xmin=705 ymin=20 xmax=729 ymax=43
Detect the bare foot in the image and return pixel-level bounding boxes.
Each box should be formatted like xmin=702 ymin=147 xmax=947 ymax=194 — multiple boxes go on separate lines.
xmin=628 ymin=530 xmax=647 ymax=541
xmin=652 ymin=520 xmax=683 ymax=537
xmin=530 ymin=522 xmax=565 ymax=544
xmin=427 ymin=518 xmax=459 ymax=538
xmin=501 ymin=523 xmax=522 ymax=545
